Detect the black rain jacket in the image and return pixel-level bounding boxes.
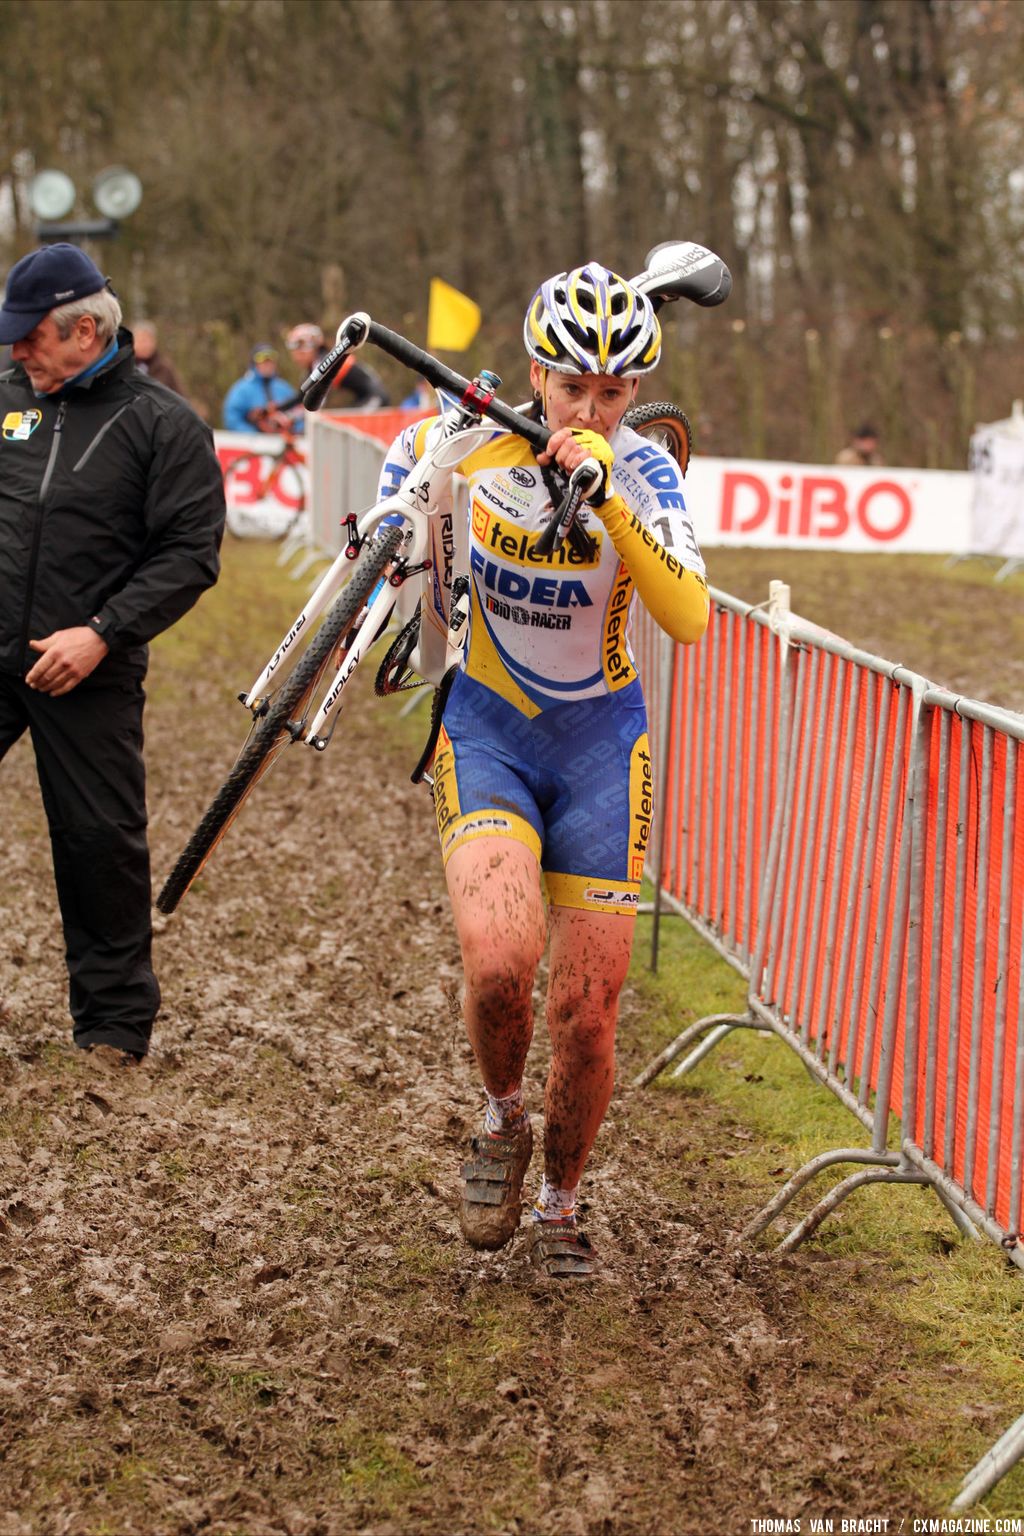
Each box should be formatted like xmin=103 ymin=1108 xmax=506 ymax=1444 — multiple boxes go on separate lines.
xmin=0 ymin=329 xmax=225 ymax=680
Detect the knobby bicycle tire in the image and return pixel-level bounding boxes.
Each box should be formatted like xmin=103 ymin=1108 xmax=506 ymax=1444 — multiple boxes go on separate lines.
xmin=623 ymin=401 xmax=692 ymax=475
xmin=157 ymin=525 xmax=404 ymax=913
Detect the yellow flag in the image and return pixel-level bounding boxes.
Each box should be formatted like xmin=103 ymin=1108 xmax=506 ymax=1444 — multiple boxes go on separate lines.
xmin=427 ymin=277 xmax=481 ymax=351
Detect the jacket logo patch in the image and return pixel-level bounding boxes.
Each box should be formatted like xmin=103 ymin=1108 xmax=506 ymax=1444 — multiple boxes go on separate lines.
xmin=2 ymin=409 xmax=43 ymax=441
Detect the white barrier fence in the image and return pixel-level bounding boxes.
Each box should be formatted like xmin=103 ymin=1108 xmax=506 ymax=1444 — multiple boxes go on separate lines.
xmin=216 ymin=420 xmax=1024 ymax=569
xmin=307 ymin=415 xmax=390 ymax=557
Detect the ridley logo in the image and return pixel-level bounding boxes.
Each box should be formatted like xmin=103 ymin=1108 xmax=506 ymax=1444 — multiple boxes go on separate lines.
xmin=720 ymin=471 xmax=913 ymax=543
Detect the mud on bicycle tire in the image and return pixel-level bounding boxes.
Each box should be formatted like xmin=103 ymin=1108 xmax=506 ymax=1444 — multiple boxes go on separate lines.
xmin=156 ymin=525 xmax=404 ymax=914
xmin=622 ymin=401 xmax=692 ymax=475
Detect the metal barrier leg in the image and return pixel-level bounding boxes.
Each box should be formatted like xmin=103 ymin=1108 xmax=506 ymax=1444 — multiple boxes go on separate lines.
xmin=399 ymin=689 xmax=430 ymax=718
xmin=631 ymin=1013 xmax=765 ymax=1089
xmin=952 ymin=1411 xmax=1024 ymax=1510
xmin=776 ymin=1169 xmax=931 ymax=1252
xmin=289 ymin=548 xmax=323 ymax=580
xmin=931 ymin=1186 xmax=984 ymax=1243
xmin=742 ymin=1148 xmax=901 ymax=1241
xmin=278 ymin=524 xmax=308 ymax=566
xmin=670 ymin=1021 xmax=767 ymax=1079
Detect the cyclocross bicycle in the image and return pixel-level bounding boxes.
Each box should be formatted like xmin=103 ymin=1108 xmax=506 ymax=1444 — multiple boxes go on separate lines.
xmin=157 ymin=240 xmax=730 ymax=914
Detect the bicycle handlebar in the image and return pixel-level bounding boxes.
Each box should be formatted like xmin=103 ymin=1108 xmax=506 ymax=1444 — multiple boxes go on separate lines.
xmin=301 ymin=313 xmax=551 ymax=455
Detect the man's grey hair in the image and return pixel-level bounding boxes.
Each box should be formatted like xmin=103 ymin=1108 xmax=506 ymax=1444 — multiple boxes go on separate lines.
xmin=51 ymin=288 xmax=123 ymax=344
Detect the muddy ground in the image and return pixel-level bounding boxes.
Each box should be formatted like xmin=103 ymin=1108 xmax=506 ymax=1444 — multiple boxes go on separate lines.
xmin=1 ymin=543 xmax=1021 ymax=1536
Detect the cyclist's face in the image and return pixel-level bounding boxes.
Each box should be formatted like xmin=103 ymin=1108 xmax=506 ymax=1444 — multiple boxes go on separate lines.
xmin=530 ymin=362 xmax=636 ymax=437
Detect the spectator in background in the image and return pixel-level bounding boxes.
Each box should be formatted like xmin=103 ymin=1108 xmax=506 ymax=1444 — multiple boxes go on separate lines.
xmin=836 ymin=423 xmax=885 ymax=466
xmin=0 ymin=243 xmax=224 ymax=1068
xmin=285 ymin=322 xmax=390 ymax=413
xmin=222 ymin=343 xmax=295 ymax=432
xmin=132 ymin=320 xmax=187 ymax=398
xmin=399 ymin=376 xmax=436 ymax=412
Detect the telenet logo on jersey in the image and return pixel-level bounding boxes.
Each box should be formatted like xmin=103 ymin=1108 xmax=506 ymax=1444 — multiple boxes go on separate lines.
xmin=2 ymin=409 xmax=43 ymax=442
xmin=471 ymin=501 xmax=597 ymax=568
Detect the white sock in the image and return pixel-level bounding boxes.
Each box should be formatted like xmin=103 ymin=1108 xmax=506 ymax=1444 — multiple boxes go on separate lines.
xmin=532 ymin=1177 xmax=578 ymax=1224
xmin=484 ymin=1085 xmax=526 ymax=1134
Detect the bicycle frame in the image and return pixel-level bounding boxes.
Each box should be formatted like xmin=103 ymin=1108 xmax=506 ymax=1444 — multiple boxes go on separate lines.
xmin=240 ymin=407 xmax=499 ymax=749
xmin=246 ymin=240 xmax=736 ymax=747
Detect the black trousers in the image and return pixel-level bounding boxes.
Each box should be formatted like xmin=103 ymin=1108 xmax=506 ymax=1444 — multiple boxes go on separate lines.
xmin=0 ymin=670 xmax=160 ymax=1056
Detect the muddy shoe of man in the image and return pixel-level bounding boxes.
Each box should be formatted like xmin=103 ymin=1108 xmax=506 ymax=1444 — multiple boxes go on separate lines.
xmin=86 ymin=1043 xmax=144 ymax=1071
xmin=458 ymin=1116 xmax=534 ymax=1251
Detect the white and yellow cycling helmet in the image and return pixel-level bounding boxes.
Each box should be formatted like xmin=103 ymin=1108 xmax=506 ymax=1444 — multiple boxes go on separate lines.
xmin=524 ymin=262 xmax=661 ymax=377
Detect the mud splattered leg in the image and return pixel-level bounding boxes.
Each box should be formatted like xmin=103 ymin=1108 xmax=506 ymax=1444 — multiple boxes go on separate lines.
xmin=445 ymin=837 xmax=547 ymax=1093
xmin=542 ymin=907 xmax=635 ymax=1189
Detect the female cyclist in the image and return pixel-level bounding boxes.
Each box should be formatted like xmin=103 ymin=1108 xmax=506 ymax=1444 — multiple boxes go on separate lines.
xmin=381 ymin=263 xmax=709 ymax=1277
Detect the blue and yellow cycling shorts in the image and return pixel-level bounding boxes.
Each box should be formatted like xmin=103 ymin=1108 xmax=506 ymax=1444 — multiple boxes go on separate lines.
xmin=432 ymin=671 xmax=653 ymax=916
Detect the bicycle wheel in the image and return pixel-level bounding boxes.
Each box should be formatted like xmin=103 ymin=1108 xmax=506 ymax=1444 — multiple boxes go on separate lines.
xmin=266 ymin=451 xmax=306 ymax=513
xmin=157 ymin=524 xmax=404 ymax=913
xmin=623 ymin=401 xmax=692 ymax=475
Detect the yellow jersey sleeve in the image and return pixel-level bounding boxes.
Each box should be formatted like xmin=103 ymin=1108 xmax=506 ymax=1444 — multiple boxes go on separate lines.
xmin=593 ymin=494 xmax=709 ymax=644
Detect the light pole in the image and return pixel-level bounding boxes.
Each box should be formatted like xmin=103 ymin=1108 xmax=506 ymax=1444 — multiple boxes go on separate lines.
xmin=26 ymin=166 xmax=143 ymax=244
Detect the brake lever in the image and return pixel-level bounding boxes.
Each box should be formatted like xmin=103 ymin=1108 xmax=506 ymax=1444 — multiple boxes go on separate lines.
xmin=301 ymin=312 xmax=371 ymax=412
xmin=534 ymin=459 xmax=602 ymax=559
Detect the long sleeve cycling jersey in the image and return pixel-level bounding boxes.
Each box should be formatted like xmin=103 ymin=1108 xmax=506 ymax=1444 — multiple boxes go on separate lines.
xmin=378 ymin=415 xmax=708 ymax=718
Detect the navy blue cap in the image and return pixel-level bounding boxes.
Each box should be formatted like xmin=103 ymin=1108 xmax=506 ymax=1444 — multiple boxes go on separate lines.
xmin=0 ymin=243 xmax=107 ymax=344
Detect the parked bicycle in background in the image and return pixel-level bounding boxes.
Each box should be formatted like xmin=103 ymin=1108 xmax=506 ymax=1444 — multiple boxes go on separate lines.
xmin=220 ymin=406 xmax=308 ymax=540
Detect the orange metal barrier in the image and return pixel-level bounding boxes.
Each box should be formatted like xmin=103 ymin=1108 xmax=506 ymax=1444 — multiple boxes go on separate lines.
xmin=905 ymin=695 xmax=1024 ymax=1245
xmin=322 ymin=406 xmax=432 ymax=448
xmin=634 ymin=592 xmax=1024 ymax=1504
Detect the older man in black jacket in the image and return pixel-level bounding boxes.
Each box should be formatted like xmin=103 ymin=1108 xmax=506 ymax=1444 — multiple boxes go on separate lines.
xmin=0 ymin=244 xmax=225 ymax=1065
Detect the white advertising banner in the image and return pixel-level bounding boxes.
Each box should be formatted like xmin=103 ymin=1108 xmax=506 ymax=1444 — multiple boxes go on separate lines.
xmin=682 ymin=456 xmax=971 ymax=554
xmin=968 ymin=423 xmax=1024 ymax=559
xmin=214 ymin=428 xmax=309 ymax=539
xmin=213 ymin=427 xmax=976 ymax=556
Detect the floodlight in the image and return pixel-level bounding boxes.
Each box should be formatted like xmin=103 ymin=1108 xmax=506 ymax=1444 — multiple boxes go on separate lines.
xmin=27 ymin=169 xmax=77 ymax=222
xmin=93 ymin=167 xmax=143 ymax=221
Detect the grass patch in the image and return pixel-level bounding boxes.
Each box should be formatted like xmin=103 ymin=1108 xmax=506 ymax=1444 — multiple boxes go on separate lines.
xmin=630 ymin=904 xmax=1024 ymax=1514
xmin=339 ymin=1438 xmax=422 ymax=1494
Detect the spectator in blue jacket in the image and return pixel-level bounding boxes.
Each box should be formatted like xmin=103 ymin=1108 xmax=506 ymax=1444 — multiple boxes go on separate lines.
xmin=222 ymin=344 xmax=295 ymax=432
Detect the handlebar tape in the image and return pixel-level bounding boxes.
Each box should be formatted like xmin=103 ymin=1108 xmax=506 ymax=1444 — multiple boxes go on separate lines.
xmin=367 ymin=321 xmax=551 ymax=454
xmin=301 ymin=314 xmax=551 ymax=456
